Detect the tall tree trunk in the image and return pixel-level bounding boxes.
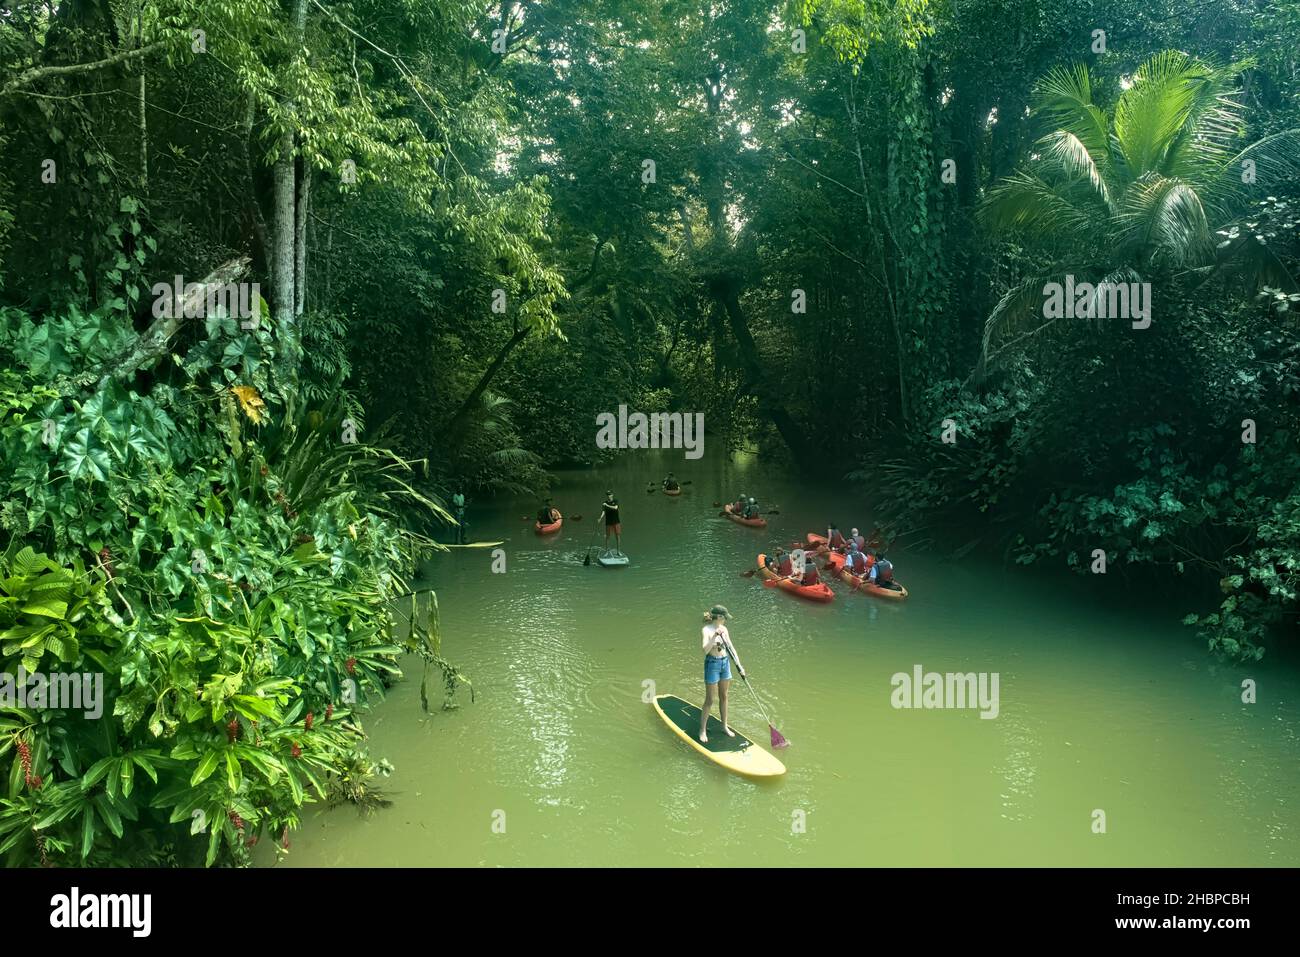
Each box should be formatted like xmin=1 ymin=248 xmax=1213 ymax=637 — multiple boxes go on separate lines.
xmin=294 ymin=159 xmax=310 ymax=316
xmin=712 ymin=280 xmax=814 ymax=460
xmin=443 ymin=325 xmax=531 ymax=438
xmin=137 ymin=72 xmax=147 ymax=190
xmin=242 ymin=92 xmax=272 ymax=274
xmin=271 ymin=0 xmax=308 ymax=356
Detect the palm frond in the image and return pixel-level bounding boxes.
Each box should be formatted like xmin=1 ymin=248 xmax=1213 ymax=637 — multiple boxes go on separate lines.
xmin=1113 ymin=50 xmax=1204 ymax=177
xmin=976 ymin=275 xmax=1061 ymax=379
xmin=1031 ymin=63 xmax=1111 ymax=166
xmin=1118 ymin=175 xmax=1214 ymax=266
xmin=1036 ymin=130 xmax=1112 ymax=212
xmin=979 ymin=171 xmax=1101 ymax=239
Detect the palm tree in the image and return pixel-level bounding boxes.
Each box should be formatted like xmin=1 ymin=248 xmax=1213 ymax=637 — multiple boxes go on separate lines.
xmin=976 ymin=50 xmax=1300 ymax=374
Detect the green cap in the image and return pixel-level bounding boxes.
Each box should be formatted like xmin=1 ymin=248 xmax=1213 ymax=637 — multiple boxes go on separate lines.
xmin=709 ymin=605 xmax=732 ymax=620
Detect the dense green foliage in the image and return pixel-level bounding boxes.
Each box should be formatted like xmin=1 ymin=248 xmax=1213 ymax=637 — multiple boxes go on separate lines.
xmin=2 ymin=0 xmax=1299 ymax=863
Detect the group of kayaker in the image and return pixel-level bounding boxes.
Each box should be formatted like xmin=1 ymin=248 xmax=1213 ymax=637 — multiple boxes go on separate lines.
xmin=822 ymin=523 xmax=897 ymax=587
xmin=729 ymin=493 xmax=762 ymax=519
xmin=662 ymin=473 xmax=680 ymax=492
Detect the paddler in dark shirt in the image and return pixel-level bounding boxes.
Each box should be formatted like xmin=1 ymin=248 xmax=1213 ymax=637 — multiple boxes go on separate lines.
xmin=537 ymin=498 xmax=560 ymax=525
xmin=601 ymin=491 xmax=622 ymax=554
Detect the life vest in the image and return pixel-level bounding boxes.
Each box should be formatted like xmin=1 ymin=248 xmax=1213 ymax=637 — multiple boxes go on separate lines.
xmin=802 ymin=566 xmax=820 ymax=586
xmin=829 ymin=530 xmax=847 ymax=549
xmin=847 ymin=552 xmax=865 ymax=574
xmin=778 ymin=557 xmax=793 ymax=576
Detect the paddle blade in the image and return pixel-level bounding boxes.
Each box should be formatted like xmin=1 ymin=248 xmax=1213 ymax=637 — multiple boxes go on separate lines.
xmin=770 ymin=725 xmax=789 ymax=749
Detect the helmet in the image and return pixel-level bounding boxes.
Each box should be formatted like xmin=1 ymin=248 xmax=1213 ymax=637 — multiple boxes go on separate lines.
xmin=748 ymin=497 xmax=756 ymax=504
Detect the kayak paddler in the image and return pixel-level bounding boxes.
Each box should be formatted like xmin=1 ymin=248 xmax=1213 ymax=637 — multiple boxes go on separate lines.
xmin=826 ymin=523 xmax=848 ymax=551
xmin=849 ymin=527 xmax=867 ymax=551
xmin=766 ymin=546 xmax=795 ymax=577
xmin=844 ymin=540 xmax=867 ymax=575
xmin=601 ymin=490 xmax=622 ymax=554
xmin=537 ymin=498 xmax=560 ymax=525
xmin=732 ymin=492 xmax=747 ymax=514
xmin=700 ymin=605 xmax=743 ymax=743
xmin=869 ymin=552 xmax=896 ymax=587
xmin=743 ymin=496 xmax=760 ymax=519
xmin=800 ymin=556 xmax=822 ymax=587
xmin=663 ymin=472 xmax=680 ymax=492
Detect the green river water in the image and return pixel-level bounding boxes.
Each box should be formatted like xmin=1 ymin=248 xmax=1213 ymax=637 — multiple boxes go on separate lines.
xmin=270 ymin=451 xmax=1300 ymax=867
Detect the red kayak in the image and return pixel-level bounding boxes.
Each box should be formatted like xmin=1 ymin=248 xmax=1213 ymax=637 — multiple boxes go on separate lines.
xmin=757 ymin=554 xmax=833 ymax=603
xmin=724 ymin=503 xmax=767 ymax=528
xmin=810 ymin=535 xmax=909 ymax=600
xmin=534 ymin=511 xmax=563 ymax=535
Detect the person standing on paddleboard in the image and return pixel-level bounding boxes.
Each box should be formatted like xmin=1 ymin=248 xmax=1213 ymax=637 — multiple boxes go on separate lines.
xmin=700 ymin=605 xmax=743 ymax=743
xmin=601 ymin=490 xmax=622 ymax=554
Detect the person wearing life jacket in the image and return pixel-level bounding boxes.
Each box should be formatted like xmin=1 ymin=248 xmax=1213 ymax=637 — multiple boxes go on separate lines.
xmin=849 ymin=527 xmax=867 ymax=551
xmin=800 ymin=557 xmax=821 ymax=587
xmin=732 ymin=492 xmax=747 ymax=514
xmin=766 ymin=547 xmax=795 ymax=578
xmin=827 ymin=523 xmax=848 ymax=551
xmin=869 ymin=552 xmax=895 ymax=588
xmin=743 ymin=496 xmax=761 ymax=520
xmin=663 ymin=472 xmax=680 ymax=492
xmin=844 ymin=541 xmax=867 ymax=575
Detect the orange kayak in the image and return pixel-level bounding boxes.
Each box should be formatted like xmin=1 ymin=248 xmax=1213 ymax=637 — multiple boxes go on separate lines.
xmin=724 ymin=503 xmax=767 ymax=528
xmin=757 ymin=554 xmax=833 ymax=603
xmin=534 ymin=511 xmax=563 ymax=535
xmin=815 ymin=540 xmax=908 ymax=600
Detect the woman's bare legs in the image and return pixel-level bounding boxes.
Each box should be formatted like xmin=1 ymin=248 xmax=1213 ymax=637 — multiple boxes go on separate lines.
xmin=718 ymin=678 xmax=734 ymax=736
xmin=699 ymin=682 xmax=716 ymax=742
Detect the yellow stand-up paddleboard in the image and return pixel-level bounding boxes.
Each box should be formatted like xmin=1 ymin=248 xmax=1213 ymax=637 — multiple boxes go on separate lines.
xmin=652 ymin=694 xmax=786 ymax=778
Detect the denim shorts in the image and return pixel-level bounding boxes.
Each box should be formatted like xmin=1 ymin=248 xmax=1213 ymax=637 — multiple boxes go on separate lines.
xmin=704 ymin=654 xmax=732 ymax=684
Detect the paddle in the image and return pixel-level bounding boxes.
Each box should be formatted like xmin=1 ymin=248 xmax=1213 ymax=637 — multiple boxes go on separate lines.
xmin=580 ymin=519 xmax=601 ymax=566
xmin=719 ymin=635 xmax=788 ymax=749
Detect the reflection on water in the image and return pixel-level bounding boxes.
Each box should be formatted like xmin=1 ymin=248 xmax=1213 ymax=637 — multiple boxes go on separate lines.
xmin=267 ymin=451 xmax=1300 ymax=867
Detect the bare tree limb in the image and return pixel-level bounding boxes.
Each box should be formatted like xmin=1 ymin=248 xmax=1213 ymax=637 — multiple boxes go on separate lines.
xmin=2 ymin=40 xmax=171 ymax=98
xmin=96 ymin=256 xmax=252 ymax=389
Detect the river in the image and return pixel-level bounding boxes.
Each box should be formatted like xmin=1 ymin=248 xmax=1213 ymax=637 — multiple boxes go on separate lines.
xmin=267 ymin=450 xmax=1300 ymax=866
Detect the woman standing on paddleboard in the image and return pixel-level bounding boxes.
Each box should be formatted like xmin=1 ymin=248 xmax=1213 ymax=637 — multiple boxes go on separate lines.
xmin=700 ymin=605 xmax=744 ymax=743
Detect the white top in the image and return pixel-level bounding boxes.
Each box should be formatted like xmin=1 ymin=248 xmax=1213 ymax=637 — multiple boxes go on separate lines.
xmin=701 ymin=622 xmax=740 ymax=669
